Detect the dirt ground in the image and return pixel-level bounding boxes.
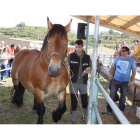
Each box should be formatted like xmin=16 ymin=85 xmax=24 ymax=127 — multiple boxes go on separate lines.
xmin=0 ymin=74 xmax=140 ymax=124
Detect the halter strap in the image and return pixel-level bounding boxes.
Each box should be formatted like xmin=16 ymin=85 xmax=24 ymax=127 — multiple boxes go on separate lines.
xmin=46 ymin=47 xmax=65 ymax=65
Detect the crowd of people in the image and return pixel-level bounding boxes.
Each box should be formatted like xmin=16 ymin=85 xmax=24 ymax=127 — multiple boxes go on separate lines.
xmin=0 ymin=40 xmax=37 ymax=85
xmin=0 ymin=38 xmax=139 ymax=124
xmin=68 ymin=39 xmax=138 ymax=123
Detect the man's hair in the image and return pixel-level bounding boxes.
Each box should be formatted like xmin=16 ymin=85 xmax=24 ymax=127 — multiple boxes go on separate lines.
xmin=134 ymin=40 xmax=137 ymax=42
xmin=122 ymin=46 xmax=129 ymax=52
xmin=11 ymin=44 xmax=15 ymax=48
xmin=75 ymin=39 xmax=83 ymax=46
xmin=137 ymin=39 xmax=140 ymax=42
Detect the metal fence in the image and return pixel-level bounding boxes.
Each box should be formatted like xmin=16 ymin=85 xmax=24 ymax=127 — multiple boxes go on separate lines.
xmin=87 ymin=79 xmax=130 ymax=124
xmin=90 ymin=54 xmax=114 ymax=67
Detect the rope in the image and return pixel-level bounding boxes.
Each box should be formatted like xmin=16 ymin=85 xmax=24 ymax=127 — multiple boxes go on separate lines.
xmin=67 ymin=66 xmax=85 ymax=120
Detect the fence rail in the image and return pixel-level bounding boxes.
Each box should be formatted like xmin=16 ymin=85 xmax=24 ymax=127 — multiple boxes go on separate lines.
xmin=95 ymin=79 xmax=130 ymax=124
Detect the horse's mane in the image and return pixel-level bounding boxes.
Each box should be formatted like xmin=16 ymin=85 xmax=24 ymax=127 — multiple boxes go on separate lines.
xmin=41 ymin=24 xmax=67 ymax=51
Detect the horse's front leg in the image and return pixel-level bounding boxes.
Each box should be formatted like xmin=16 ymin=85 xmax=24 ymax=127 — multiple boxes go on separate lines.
xmin=34 ymin=88 xmax=45 ymax=124
xmin=52 ymin=90 xmax=66 ymax=123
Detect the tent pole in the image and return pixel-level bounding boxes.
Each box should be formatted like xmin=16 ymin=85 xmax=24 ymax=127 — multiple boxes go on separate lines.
xmin=87 ymin=15 xmax=100 ymax=124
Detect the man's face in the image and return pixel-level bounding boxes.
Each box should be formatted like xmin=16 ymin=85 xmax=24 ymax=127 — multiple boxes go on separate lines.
xmin=134 ymin=41 xmax=137 ymax=46
xmin=113 ymin=52 xmax=119 ymax=59
xmin=121 ymin=49 xmax=129 ymax=57
xmin=75 ymin=44 xmax=83 ymax=55
xmin=0 ymin=41 xmax=4 ymax=47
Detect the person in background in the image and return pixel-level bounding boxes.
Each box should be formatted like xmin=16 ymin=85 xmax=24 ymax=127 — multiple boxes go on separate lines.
xmin=0 ymin=41 xmax=5 ymax=50
xmin=109 ymin=51 xmax=120 ymax=102
xmin=27 ymin=46 xmax=30 ymax=50
xmin=133 ymin=40 xmax=138 ymax=52
xmin=131 ymin=39 xmax=140 ymax=62
xmin=14 ymin=45 xmax=22 ymax=56
xmin=102 ymin=46 xmax=136 ymax=115
xmin=7 ymin=44 xmax=16 ymax=77
xmin=68 ymin=39 xmax=92 ymax=124
xmin=96 ymin=56 xmax=103 ymax=77
xmin=115 ymin=44 xmax=120 ymax=52
xmin=1 ymin=48 xmax=9 ymax=82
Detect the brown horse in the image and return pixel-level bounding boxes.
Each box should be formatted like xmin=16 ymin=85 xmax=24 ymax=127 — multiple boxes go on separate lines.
xmin=11 ymin=17 xmax=72 ymax=124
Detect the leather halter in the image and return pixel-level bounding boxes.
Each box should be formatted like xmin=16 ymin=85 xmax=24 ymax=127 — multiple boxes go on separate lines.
xmin=46 ymin=41 xmax=65 ymax=65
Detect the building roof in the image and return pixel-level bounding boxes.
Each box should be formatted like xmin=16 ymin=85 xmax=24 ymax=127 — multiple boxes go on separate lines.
xmin=72 ymin=15 xmax=140 ymax=38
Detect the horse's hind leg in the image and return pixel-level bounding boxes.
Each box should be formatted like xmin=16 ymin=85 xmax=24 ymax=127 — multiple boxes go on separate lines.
xmin=33 ymin=97 xmax=37 ymax=110
xmin=12 ymin=81 xmax=25 ymax=107
xmin=52 ymin=90 xmax=66 ymax=123
xmin=34 ymin=88 xmax=45 ymax=124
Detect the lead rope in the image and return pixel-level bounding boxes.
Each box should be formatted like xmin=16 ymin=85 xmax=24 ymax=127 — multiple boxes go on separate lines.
xmin=69 ymin=72 xmax=85 ymax=121
xmin=63 ymin=59 xmax=85 ymax=121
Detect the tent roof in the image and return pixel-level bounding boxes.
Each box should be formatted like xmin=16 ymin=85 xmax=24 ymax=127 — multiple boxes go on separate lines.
xmin=72 ymin=15 xmax=140 ymax=38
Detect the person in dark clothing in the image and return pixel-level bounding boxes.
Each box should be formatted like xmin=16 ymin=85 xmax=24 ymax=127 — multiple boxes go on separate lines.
xmin=68 ymin=39 xmax=92 ymax=124
xmin=96 ymin=56 xmax=103 ymax=77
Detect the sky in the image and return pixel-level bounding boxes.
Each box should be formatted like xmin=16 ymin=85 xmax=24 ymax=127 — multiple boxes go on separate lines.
xmin=1 ymin=0 xmax=133 ymax=35
xmin=0 ymin=0 xmax=139 ymax=35
xmin=0 ymin=14 xmax=110 ymax=34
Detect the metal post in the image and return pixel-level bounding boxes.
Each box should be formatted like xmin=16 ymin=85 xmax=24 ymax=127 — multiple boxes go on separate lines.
xmin=92 ymin=102 xmax=103 ymax=124
xmin=110 ymin=55 xmax=112 ymax=67
xmin=85 ymin=19 xmax=90 ymax=54
xmin=0 ymin=54 xmax=1 ymax=81
xmin=103 ymin=54 xmax=105 ymax=64
xmin=100 ymin=37 xmax=102 ymax=60
xmin=87 ymin=16 xmax=100 ymax=124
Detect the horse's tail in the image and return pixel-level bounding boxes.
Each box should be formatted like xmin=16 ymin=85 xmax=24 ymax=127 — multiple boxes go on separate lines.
xmin=11 ymin=81 xmax=25 ymax=107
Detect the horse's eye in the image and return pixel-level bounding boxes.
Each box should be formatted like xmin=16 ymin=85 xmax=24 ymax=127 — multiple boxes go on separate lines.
xmin=48 ymin=41 xmax=51 ymax=45
xmin=64 ymin=43 xmax=68 ymax=47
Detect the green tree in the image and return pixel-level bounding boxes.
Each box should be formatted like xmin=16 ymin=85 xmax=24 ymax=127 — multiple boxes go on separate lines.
xmin=16 ymin=22 xmax=26 ymax=27
xmin=70 ymin=40 xmax=75 ymax=45
xmin=109 ymin=29 xmax=115 ymax=34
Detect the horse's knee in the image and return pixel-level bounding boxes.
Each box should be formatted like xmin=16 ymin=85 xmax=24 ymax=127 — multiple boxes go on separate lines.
xmin=36 ymin=103 xmax=45 ymax=124
xmin=52 ymin=102 xmax=66 ymax=123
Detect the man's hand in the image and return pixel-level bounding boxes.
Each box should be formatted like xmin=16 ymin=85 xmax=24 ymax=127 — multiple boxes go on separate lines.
xmin=109 ymin=75 xmax=113 ymax=80
xmin=86 ymin=67 xmax=91 ymax=74
xmin=128 ymin=81 xmax=132 ymax=87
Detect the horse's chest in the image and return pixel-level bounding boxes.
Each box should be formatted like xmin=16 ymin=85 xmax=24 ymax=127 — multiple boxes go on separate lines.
xmin=44 ymin=83 xmax=64 ymax=98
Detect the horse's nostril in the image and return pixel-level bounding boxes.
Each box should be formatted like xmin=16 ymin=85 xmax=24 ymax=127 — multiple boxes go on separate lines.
xmin=49 ymin=67 xmax=51 ymax=72
xmin=48 ymin=66 xmax=60 ymax=77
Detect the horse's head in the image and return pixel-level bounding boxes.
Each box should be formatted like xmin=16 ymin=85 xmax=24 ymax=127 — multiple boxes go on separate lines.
xmin=41 ymin=17 xmax=72 ymax=77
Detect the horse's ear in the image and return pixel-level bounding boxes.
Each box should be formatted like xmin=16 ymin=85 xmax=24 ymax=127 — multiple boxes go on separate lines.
xmin=47 ymin=17 xmax=53 ymax=30
xmin=65 ymin=19 xmax=72 ymax=32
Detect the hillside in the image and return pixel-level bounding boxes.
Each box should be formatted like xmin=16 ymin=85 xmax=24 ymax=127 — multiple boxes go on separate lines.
xmin=0 ymin=26 xmax=137 ymax=50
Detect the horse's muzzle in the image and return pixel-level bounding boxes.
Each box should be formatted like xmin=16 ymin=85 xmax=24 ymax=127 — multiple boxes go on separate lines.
xmin=48 ymin=66 xmax=60 ymax=77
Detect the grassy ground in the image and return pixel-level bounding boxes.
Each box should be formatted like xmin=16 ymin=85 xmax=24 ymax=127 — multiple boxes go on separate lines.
xmin=0 ymin=74 xmax=140 ymax=124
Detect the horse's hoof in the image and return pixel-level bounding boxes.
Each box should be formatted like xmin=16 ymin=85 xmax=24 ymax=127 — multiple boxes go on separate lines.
xmin=37 ymin=121 xmax=43 ymax=124
xmin=16 ymin=101 xmax=23 ymax=107
xmin=52 ymin=110 xmax=61 ymax=123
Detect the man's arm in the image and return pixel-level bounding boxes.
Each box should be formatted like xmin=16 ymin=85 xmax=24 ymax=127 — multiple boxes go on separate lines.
xmin=109 ymin=66 xmax=115 ymax=80
xmin=128 ymin=68 xmax=136 ymax=86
